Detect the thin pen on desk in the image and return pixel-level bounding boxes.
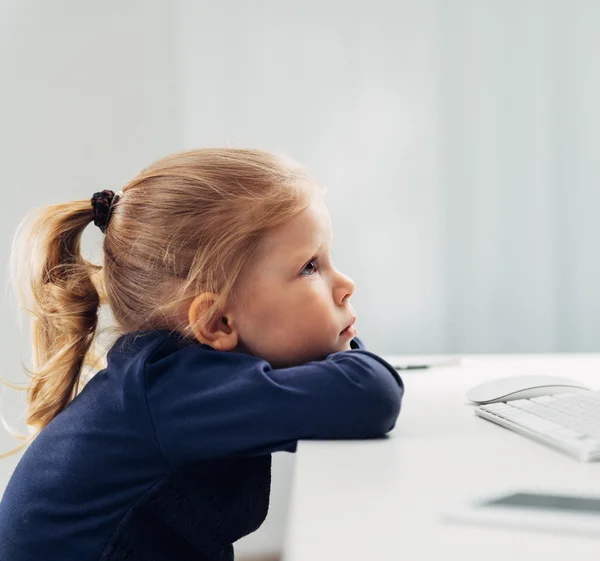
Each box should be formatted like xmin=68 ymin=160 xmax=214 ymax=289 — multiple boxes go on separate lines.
xmin=392 ymin=358 xmax=462 ymax=371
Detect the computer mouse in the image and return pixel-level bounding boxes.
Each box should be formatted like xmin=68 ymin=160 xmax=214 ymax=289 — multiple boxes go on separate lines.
xmin=466 ymin=375 xmax=592 ymax=405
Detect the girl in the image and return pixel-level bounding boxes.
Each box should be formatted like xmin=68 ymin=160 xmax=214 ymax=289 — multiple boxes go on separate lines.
xmin=0 ymin=149 xmax=404 ymax=560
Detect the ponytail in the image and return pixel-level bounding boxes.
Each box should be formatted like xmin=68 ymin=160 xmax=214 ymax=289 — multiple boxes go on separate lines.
xmin=10 ymin=199 xmax=102 ymax=436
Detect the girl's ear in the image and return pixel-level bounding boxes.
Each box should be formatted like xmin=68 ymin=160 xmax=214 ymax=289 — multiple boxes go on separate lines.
xmin=187 ymin=292 xmax=238 ymax=351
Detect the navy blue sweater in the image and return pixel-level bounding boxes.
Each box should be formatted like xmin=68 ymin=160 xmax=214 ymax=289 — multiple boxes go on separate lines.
xmin=0 ymin=329 xmax=403 ymax=560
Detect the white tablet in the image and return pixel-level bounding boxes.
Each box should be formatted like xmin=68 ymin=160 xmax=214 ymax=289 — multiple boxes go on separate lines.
xmin=442 ymin=490 xmax=600 ymax=537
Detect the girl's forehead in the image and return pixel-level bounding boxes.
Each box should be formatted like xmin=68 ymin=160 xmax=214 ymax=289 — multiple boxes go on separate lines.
xmin=256 ymin=198 xmax=332 ymax=261
xmin=277 ymin=198 xmax=329 ymax=242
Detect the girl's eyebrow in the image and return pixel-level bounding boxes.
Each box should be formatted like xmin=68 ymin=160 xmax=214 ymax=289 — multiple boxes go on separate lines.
xmin=286 ymin=242 xmax=322 ymax=267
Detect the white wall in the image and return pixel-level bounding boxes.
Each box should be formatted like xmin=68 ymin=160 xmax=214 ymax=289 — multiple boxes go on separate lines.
xmin=437 ymin=0 xmax=600 ymax=353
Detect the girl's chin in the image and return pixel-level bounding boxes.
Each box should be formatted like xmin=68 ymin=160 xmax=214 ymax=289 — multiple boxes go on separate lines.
xmin=238 ymin=339 xmax=352 ymax=367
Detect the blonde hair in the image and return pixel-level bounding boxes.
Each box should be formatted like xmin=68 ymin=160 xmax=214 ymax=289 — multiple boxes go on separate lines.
xmin=7 ymin=148 xmax=312 ymax=444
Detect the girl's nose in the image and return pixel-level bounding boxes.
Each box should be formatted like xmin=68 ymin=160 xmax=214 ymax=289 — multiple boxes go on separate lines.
xmin=333 ymin=270 xmax=355 ymax=305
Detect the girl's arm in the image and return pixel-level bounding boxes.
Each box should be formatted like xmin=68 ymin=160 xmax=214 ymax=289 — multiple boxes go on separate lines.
xmin=144 ymin=338 xmax=403 ymax=468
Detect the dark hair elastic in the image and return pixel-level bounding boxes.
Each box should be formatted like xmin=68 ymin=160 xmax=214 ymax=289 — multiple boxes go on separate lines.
xmin=91 ymin=190 xmax=121 ymax=233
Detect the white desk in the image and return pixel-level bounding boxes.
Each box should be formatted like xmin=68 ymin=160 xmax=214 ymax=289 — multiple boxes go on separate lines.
xmin=282 ymin=355 xmax=600 ymax=561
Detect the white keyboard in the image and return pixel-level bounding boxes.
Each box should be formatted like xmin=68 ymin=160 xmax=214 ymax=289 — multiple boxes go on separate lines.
xmin=476 ymin=390 xmax=600 ymax=462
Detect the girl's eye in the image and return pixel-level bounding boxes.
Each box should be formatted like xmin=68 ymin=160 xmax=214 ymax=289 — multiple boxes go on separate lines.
xmin=301 ymin=259 xmax=319 ymax=276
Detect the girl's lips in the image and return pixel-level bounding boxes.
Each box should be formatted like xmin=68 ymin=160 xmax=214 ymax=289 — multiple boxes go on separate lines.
xmin=340 ymin=322 xmax=356 ymax=339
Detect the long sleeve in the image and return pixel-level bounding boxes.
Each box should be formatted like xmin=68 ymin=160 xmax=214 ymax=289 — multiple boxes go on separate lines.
xmin=144 ymin=339 xmax=403 ymax=469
